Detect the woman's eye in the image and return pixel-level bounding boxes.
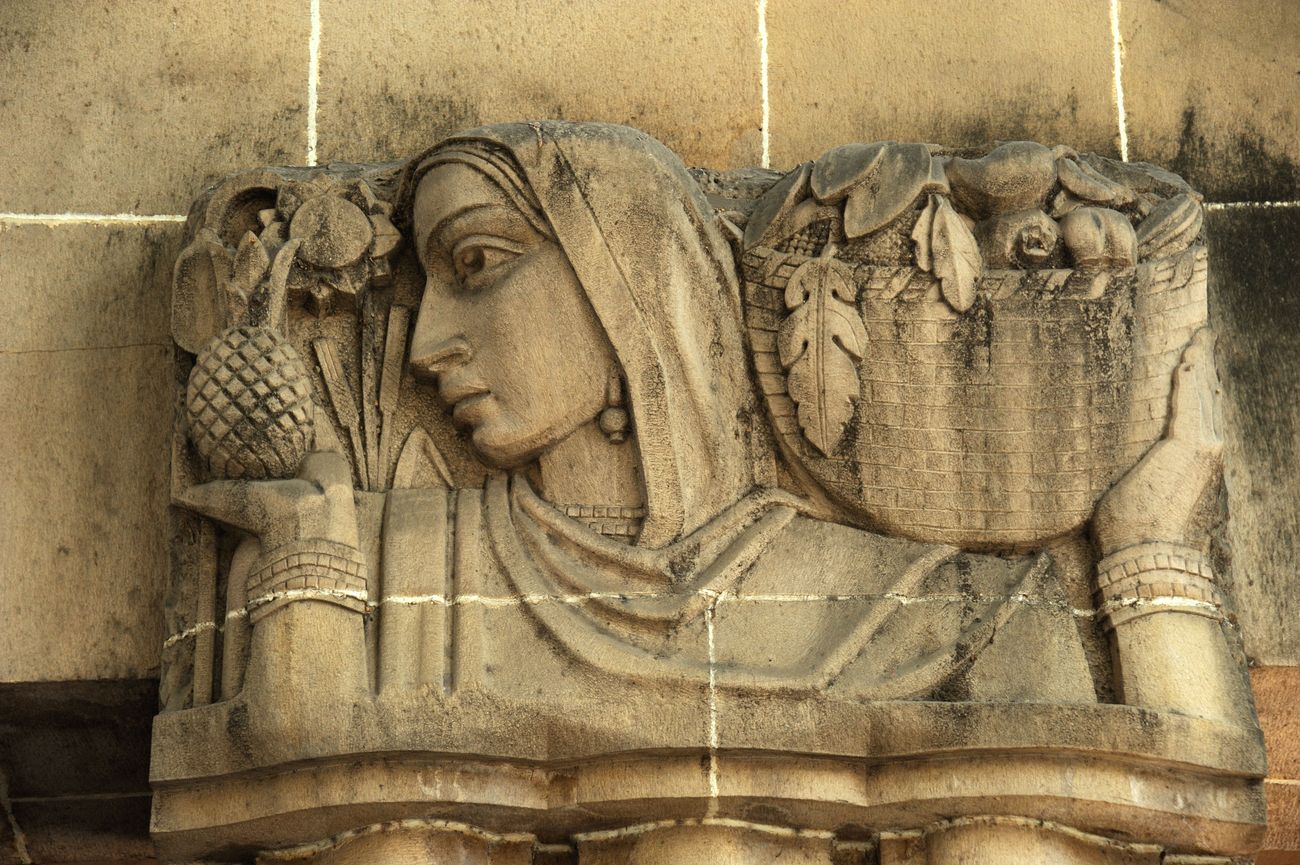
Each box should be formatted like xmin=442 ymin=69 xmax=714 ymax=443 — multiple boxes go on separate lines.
xmin=456 ymin=246 xmax=487 ymax=276
xmin=450 ymin=237 xmax=524 ymax=287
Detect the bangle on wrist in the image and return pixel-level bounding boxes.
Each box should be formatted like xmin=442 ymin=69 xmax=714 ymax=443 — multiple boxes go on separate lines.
xmin=245 ymin=539 xmax=369 ymax=622
xmin=1096 ymin=542 xmax=1222 ymax=629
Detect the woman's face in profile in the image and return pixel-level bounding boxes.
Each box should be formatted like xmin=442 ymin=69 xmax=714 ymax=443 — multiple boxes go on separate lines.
xmin=408 ymin=162 xmax=615 ymax=467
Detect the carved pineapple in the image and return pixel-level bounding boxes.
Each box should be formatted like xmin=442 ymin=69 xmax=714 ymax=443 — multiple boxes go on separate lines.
xmin=185 ymin=325 xmax=314 ymax=479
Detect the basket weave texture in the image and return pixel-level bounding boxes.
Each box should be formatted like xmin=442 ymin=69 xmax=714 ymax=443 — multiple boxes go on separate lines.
xmin=742 ymin=243 xmax=1208 ymax=550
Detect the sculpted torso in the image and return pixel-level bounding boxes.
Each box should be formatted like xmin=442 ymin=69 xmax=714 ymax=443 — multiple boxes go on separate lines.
xmin=159 ymin=121 xmax=1261 ymax=864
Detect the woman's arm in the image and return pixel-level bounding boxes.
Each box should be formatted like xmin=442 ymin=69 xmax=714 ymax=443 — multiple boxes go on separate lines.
xmin=175 ymin=450 xmax=371 ymax=707
xmin=1092 ymin=328 xmax=1254 ymax=725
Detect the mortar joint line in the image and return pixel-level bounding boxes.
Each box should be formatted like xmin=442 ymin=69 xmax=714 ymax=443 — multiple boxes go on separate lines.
xmin=1204 ymin=200 xmax=1300 ymax=211
xmin=1108 ymin=0 xmax=1130 ymax=161
xmin=0 ymin=212 xmax=186 ymax=225
xmin=705 ymin=595 xmax=721 ymax=815
xmin=164 ymin=590 xmax=1104 ymax=649
xmin=307 ymin=0 xmax=321 ymax=166
xmin=757 ymin=0 xmax=771 ymax=169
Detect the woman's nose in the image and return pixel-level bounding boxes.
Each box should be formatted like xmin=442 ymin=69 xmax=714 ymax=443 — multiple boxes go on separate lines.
xmin=409 ymin=335 xmax=472 ymax=383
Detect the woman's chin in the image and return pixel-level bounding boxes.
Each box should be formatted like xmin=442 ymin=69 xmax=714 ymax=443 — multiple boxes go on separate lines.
xmin=470 ymin=425 xmax=539 ymax=470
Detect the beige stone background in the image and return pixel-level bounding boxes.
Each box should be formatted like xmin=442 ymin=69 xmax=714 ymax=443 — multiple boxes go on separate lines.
xmin=0 ymin=0 xmax=1295 ymax=861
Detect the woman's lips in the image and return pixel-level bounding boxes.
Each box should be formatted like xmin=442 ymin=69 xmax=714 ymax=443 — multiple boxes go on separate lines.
xmin=449 ymin=390 xmax=493 ymax=423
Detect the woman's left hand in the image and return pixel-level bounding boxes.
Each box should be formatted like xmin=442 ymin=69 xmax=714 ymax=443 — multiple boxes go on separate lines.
xmin=1092 ymin=327 xmax=1224 ymax=557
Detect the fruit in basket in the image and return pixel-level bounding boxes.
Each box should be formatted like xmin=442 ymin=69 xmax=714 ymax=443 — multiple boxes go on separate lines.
xmin=1061 ymin=207 xmax=1137 ymax=269
xmin=185 ymin=325 xmax=315 ymax=480
xmin=946 ymin=142 xmax=1057 ymax=217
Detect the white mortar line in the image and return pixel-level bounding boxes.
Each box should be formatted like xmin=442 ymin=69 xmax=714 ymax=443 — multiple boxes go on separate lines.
xmin=573 ymin=817 xmax=835 ymax=844
xmin=1098 ymin=596 xmax=1221 ymax=616
xmin=1205 ymin=200 xmax=1300 ymax=211
xmin=757 ymin=0 xmax=771 ymax=168
xmin=533 ymin=842 xmax=576 ymax=854
xmin=0 ymin=212 xmax=185 ymax=225
xmin=306 ymin=0 xmax=321 ymax=166
xmin=163 ymin=590 xmax=1103 ymax=648
xmin=1265 ymin=778 xmax=1300 ymax=786
xmin=1108 ymin=0 xmax=1130 ymax=161
xmin=162 ymin=620 xmax=218 ymax=650
xmin=246 ymin=586 xmax=368 ymax=609
xmin=704 ymin=593 xmax=721 ymax=814
xmin=260 ymin=818 xmax=537 ymax=860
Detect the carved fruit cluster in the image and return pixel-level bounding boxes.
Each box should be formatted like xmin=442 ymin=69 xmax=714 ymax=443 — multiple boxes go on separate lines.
xmin=186 ymin=325 xmax=314 ymax=479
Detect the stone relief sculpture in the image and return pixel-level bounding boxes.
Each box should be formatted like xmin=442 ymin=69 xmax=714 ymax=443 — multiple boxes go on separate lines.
xmin=156 ymin=121 xmax=1266 ymax=864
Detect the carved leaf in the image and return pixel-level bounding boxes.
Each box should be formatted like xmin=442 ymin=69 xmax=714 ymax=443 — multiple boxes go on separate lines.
xmin=1057 ymin=157 xmax=1134 ymax=207
xmin=231 ymin=230 xmax=271 ymax=295
xmin=842 ymin=143 xmax=933 ymax=238
xmin=810 ymin=143 xmax=887 ymax=203
xmin=928 ymin=195 xmax=983 ymax=313
xmin=172 ymin=228 xmax=233 ymax=353
xmin=911 ymin=195 xmax=937 ymax=272
xmin=1136 ymin=193 xmax=1203 ymax=259
xmin=743 ymin=162 xmax=811 ymax=250
xmin=777 ymin=257 xmax=867 ymax=456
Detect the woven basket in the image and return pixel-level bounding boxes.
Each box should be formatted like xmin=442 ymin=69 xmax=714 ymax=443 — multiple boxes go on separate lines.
xmin=741 ymin=241 xmax=1207 ymax=551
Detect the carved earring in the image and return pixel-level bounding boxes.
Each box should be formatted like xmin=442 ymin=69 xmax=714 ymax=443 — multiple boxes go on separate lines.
xmin=598 ymin=371 xmax=630 ymax=444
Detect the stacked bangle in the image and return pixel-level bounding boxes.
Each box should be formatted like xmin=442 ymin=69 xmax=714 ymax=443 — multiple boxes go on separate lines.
xmin=1095 ymin=542 xmax=1222 ymax=628
xmin=245 ymin=539 xmax=369 ymax=622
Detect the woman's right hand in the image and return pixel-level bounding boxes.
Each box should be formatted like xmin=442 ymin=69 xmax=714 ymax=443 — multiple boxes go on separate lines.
xmin=174 ymin=450 xmax=360 ymax=551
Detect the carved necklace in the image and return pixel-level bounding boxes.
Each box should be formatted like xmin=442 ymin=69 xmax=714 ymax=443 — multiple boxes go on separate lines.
xmin=559 ymin=503 xmax=646 ymax=540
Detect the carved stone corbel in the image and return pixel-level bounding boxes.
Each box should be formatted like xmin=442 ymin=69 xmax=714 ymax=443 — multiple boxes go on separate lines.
xmin=155 ymin=121 xmax=1266 ymax=864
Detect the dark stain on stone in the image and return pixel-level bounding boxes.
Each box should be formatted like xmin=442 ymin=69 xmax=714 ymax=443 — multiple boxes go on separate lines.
xmin=1171 ymin=106 xmax=1298 ymax=202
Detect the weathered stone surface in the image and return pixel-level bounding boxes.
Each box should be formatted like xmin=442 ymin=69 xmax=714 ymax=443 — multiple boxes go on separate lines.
xmin=0 ymin=682 xmax=157 ymax=864
xmin=0 ymin=0 xmax=308 ymax=214
xmin=766 ymin=0 xmax=1118 ymax=167
xmin=315 ymin=0 xmax=762 ymax=169
xmin=1207 ymin=207 xmax=1300 ymax=664
xmin=1254 ymin=666 xmax=1300 ymax=781
xmin=10 ymin=797 xmax=154 ymax=864
xmin=0 ymin=224 xmax=176 ymax=683
xmin=0 ymin=224 xmax=179 ymax=352
xmin=1261 ymin=782 xmax=1300 ymax=862
xmin=1121 ymin=0 xmax=1299 ymax=204
xmin=0 ymin=346 xmax=171 ymax=683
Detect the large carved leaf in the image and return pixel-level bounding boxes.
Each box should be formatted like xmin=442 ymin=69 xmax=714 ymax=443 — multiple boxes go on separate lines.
xmin=921 ymin=195 xmax=983 ymax=313
xmin=841 ymin=143 xmax=933 ymax=238
xmin=777 ymin=257 xmax=867 ymax=456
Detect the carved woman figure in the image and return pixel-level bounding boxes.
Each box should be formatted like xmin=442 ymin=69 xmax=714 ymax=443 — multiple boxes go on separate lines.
xmin=166 ymin=121 xmax=1263 ymax=865
xmin=391 ymin=121 xmax=1099 ymax=702
xmin=181 ymin=122 xmax=1245 ymax=726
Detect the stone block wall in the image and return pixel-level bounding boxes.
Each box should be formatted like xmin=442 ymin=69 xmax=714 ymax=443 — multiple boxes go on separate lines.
xmin=0 ymin=1 xmax=1295 ymax=861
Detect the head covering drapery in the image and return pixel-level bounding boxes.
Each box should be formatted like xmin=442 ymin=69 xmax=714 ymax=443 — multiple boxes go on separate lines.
xmin=403 ymin=122 xmax=756 ymax=546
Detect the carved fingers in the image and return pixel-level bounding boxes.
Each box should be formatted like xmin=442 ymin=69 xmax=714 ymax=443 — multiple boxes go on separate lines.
xmin=173 ymin=478 xmax=274 ymax=537
xmin=1092 ymin=328 xmax=1224 ymax=556
xmin=174 ymin=451 xmax=360 ymax=550
xmin=1168 ymin=327 xmax=1223 ymax=455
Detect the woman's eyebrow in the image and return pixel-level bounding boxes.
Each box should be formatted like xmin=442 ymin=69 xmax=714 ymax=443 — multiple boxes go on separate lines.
xmin=428 ymin=204 xmax=520 ymax=256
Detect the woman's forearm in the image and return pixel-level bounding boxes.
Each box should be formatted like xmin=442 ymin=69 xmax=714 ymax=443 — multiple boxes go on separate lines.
xmin=1097 ymin=540 xmax=1253 ymax=725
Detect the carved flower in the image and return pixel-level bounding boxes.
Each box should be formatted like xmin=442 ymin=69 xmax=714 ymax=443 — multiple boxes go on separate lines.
xmin=256 ymin=175 xmax=402 ymax=314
